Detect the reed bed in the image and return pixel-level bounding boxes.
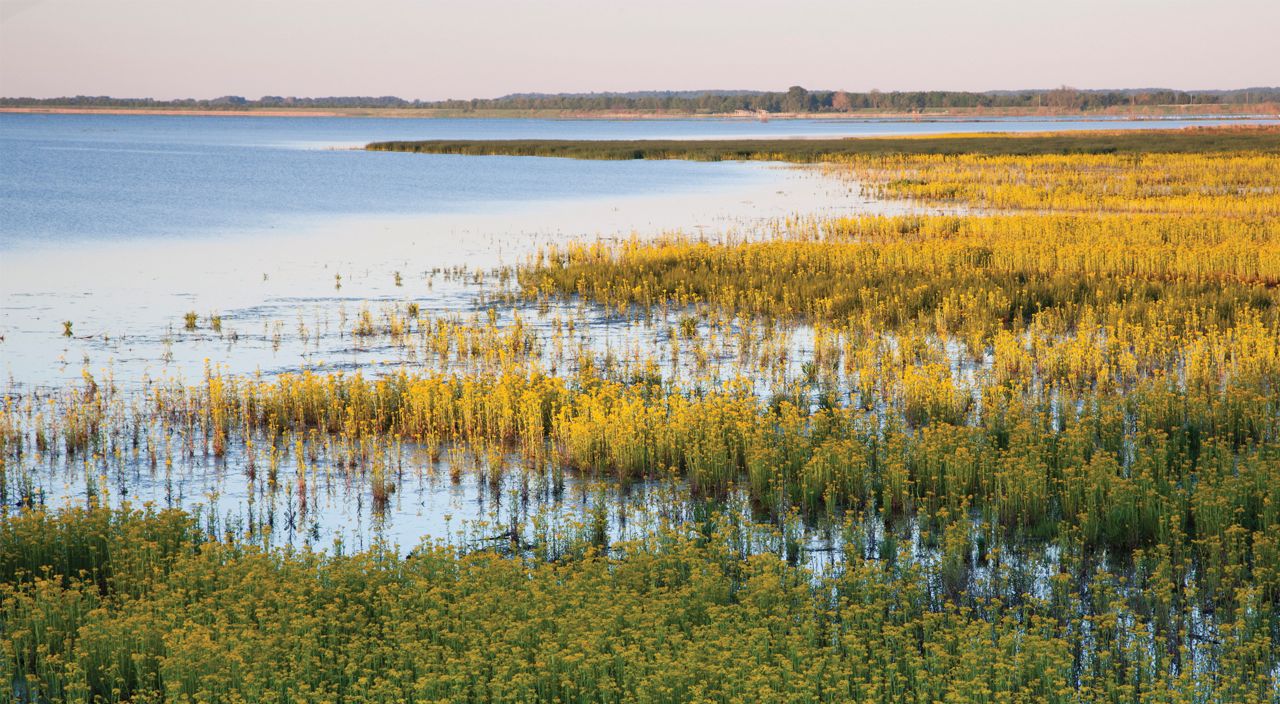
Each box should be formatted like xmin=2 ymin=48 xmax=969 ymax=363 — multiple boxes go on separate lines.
xmin=844 ymin=151 xmax=1280 ymax=216
xmin=521 ymin=214 xmax=1280 ymax=332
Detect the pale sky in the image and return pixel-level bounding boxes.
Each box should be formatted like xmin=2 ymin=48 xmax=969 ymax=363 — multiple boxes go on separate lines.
xmin=1 ymin=0 xmax=1276 ymax=100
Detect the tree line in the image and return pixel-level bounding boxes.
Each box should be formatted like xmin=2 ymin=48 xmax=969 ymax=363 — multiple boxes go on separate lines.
xmin=4 ymin=86 xmax=1279 ymax=113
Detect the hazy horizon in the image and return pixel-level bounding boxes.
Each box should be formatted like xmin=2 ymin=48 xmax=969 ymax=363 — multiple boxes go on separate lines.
xmin=5 ymin=86 xmax=1280 ymax=102
xmin=1 ymin=0 xmax=1277 ymax=101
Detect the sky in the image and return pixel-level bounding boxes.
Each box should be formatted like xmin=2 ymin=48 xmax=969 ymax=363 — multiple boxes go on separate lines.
xmin=1 ymin=0 xmax=1277 ymax=100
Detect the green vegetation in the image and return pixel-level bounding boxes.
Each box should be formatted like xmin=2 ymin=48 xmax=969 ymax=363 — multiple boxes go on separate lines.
xmin=367 ymin=127 xmax=1280 ymax=161
xmin=4 ymin=506 xmax=1277 ymax=703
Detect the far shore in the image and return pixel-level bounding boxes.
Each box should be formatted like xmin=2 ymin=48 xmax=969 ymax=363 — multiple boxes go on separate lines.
xmin=3 ymin=104 xmax=1278 ymax=120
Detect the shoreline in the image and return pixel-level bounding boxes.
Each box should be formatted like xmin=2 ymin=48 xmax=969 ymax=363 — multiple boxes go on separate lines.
xmin=0 ymin=160 xmax=857 ymax=388
xmin=3 ymin=104 xmax=1278 ymax=120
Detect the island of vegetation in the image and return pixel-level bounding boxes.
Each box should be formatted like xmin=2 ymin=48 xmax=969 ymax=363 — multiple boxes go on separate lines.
xmin=367 ymin=126 xmax=1280 ymax=161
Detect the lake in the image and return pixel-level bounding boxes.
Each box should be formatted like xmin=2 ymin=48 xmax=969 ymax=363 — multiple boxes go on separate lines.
xmin=0 ymin=113 xmax=929 ymax=386
xmin=4 ymin=111 xmax=1276 ymax=249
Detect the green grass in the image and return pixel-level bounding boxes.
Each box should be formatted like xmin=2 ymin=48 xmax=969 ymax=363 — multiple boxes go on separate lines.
xmin=366 ymin=126 xmax=1280 ymax=162
xmin=5 ymin=505 xmax=1277 ymax=703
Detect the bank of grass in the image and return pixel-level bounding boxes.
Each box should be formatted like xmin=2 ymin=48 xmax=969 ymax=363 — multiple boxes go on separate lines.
xmin=366 ymin=126 xmax=1280 ymax=161
xmin=4 ymin=506 xmax=1277 ymax=703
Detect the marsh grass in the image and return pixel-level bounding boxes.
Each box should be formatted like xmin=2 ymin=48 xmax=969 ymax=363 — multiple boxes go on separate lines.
xmin=3 ymin=505 xmax=1277 ymax=702
xmin=367 ymin=125 xmax=1280 ymax=161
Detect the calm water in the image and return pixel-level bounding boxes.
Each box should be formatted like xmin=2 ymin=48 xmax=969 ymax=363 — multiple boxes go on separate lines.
xmin=3 ymin=112 xmax=1276 ymax=248
xmin=2 ymin=113 xmax=884 ymax=387
xmin=0 ymin=114 xmax=770 ymax=247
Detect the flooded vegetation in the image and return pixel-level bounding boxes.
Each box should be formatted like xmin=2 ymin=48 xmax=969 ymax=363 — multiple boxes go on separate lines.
xmin=4 ymin=126 xmax=1280 ymax=701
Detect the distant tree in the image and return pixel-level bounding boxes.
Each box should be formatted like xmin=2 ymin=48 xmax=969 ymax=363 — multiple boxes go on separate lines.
xmin=1046 ymin=85 xmax=1083 ymax=110
xmin=783 ymin=85 xmax=810 ymax=113
xmin=5 ymin=87 xmax=1275 ymax=114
